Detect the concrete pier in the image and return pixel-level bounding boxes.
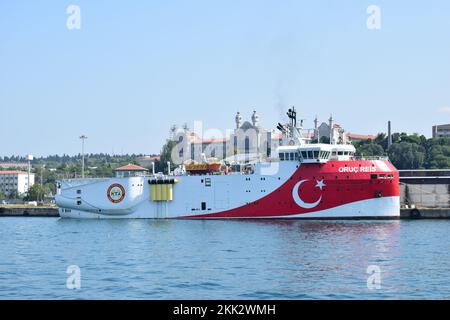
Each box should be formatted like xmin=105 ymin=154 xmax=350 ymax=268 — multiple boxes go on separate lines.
xmin=400 ymin=207 xmax=450 ymax=219
xmin=0 ymin=206 xmax=59 ymax=217
xmin=1 ymin=206 xmax=449 ymax=219
xmin=399 ymin=169 xmax=450 ymax=218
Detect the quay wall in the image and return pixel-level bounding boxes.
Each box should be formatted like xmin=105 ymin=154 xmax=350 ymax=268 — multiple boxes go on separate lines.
xmin=399 ymin=171 xmax=450 ymax=218
xmin=400 ymin=183 xmax=450 ymax=208
xmin=0 ymin=207 xmax=59 ymax=217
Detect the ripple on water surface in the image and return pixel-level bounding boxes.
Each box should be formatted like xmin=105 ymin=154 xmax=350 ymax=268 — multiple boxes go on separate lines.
xmin=0 ymin=217 xmax=450 ymax=299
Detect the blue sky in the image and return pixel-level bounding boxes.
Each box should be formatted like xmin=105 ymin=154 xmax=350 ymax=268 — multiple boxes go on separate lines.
xmin=1 ymin=0 xmax=449 ymax=156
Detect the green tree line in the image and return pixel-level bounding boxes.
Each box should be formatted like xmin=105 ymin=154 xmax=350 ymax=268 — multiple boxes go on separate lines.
xmin=354 ymin=132 xmax=450 ymax=169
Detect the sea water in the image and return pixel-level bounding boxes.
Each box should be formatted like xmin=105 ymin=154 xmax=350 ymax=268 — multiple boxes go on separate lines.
xmin=0 ymin=217 xmax=449 ymax=299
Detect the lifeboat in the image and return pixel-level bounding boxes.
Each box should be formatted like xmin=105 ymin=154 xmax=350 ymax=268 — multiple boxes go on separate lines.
xmin=185 ymin=162 xmax=222 ymax=174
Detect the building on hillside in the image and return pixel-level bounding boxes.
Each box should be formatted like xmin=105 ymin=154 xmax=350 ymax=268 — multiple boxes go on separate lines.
xmin=314 ymin=115 xmax=349 ymax=144
xmin=346 ymin=133 xmax=376 ymax=143
xmin=114 ymin=164 xmax=149 ymax=178
xmin=228 ymin=111 xmax=275 ymax=161
xmin=170 ymin=111 xmax=284 ymax=163
xmin=313 ymin=115 xmax=375 ymax=144
xmin=0 ymin=162 xmax=28 ymax=169
xmin=432 ymin=124 xmax=450 ymax=138
xmin=137 ymin=155 xmax=160 ymax=168
xmin=0 ymin=170 xmax=35 ymax=196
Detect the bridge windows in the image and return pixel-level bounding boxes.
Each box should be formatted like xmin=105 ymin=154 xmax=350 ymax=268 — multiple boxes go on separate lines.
xmin=279 ymin=146 xmax=339 ymax=163
xmin=319 ymin=151 xmax=331 ymax=159
xmin=298 ymin=150 xmax=331 ymax=161
xmin=279 ymin=152 xmax=299 ymax=161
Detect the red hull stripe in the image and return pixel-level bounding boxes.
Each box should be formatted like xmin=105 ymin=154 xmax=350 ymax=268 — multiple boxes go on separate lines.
xmin=182 ymin=160 xmax=400 ymax=218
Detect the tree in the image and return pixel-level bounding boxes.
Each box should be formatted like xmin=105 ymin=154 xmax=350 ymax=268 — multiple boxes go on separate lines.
xmin=426 ymin=143 xmax=450 ymax=168
xmin=8 ymin=190 xmax=19 ymax=200
xmin=374 ymin=133 xmax=387 ymax=150
xmin=358 ymin=143 xmax=384 ymax=157
xmin=428 ymin=154 xmax=450 ymax=169
xmin=25 ymin=184 xmax=50 ymax=202
xmin=388 ymin=142 xmax=425 ymax=169
xmin=400 ymin=132 xmax=421 ymax=145
xmin=156 ymin=140 xmax=177 ymax=173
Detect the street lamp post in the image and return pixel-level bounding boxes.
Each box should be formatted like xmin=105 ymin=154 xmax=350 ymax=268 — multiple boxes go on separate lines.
xmin=40 ymin=164 xmax=45 ymax=202
xmin=79 ymin=135 xmax=88 ymax=179
xmin=26 ymin=154 xmax=33 ymax=194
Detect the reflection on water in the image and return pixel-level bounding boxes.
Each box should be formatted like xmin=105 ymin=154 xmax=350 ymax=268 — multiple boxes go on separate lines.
xmin=0 ymin=217 xmax=449 ymax=299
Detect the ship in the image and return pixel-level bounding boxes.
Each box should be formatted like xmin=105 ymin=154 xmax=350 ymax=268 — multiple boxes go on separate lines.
xmin=56 ymin=108 xmax=400 ymax=219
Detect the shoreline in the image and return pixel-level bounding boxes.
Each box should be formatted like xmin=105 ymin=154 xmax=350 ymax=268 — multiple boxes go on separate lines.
xmin=0 ymin=206 xmax=59 ymax=217
xmin=1 ymin=206 xmax=450 ymax=219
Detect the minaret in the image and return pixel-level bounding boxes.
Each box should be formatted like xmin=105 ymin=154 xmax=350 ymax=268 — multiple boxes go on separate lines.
xmin=328 ymin=115 xmax=334 ymax=144
xmin=314 ymin=115 xmax=318 ymax=141
xmin=170 ymin=125 xmax=178 ymax=140
xmin=235 ymin=112 xmax=242 ymax=129
xmin=251 ymin=110 xmax=260 ymax=156
xmin=251 ymin=110 xmax=259 ymax=127
xmin=388 ymin=121 xmax=392 ymax=148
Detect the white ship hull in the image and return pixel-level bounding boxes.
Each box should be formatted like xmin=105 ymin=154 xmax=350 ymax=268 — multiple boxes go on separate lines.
xmin=56 ymin=160 xmax=400 ymax=219
xmin=58 ymin=196 xmax=400 ymax=219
